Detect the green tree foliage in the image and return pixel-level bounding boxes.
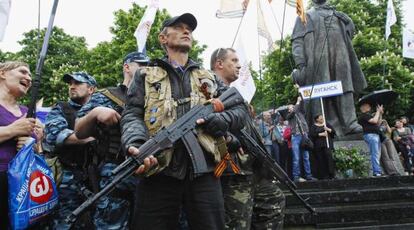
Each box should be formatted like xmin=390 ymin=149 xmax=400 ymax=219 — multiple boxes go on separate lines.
xmin=86 ymin=3 xmax=207 ymax=88
xmin=259 ymin=0 xmax=414 ymax=120
xmin=0 ymin=50 xmax=6 ymax=62
xmin=14 ymin=27 xmax=89 ymax=106
xmin=252 ymin=39 xmax=298 ymax=112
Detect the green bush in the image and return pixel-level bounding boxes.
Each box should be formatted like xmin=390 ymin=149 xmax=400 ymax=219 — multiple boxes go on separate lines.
xmin=333 ymin=147 xmax=369 ymax=178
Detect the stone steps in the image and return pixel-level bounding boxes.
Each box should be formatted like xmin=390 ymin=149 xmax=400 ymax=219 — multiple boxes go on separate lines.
xmin=283 ymin=176 xmax=414 ymax=228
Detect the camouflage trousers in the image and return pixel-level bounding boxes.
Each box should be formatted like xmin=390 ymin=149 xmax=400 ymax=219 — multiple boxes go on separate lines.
xmin=251 ymin=176 xmax=285 ymax=230
xmin=221 ymin=175 xmax=255 ymax=230
xmin=52 ymin=169 xmax=94 ymax=230
xmin=95 ymin=163 xmax=137 ymax=230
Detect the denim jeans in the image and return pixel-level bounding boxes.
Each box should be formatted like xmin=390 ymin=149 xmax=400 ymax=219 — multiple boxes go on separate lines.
xmin=291 ymin=134 xmax=312 ymax=179
xmin=363 ymin=133 xmax=382 ymax=175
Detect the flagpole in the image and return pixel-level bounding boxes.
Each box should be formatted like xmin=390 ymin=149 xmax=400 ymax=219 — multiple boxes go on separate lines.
xmin=37 ymin=0 xmax=41 ymax=58
xmin=382 ymin=42 xmax=387 ymax=88
xmin=256 ymin=2 xmax=266 ymax=113
xmin=231 ymin=11 xmax=246 ymax=48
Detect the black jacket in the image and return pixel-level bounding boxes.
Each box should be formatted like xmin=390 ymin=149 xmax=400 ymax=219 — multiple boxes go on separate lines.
xmin=121 ymin=57 xmax=247 ymax=179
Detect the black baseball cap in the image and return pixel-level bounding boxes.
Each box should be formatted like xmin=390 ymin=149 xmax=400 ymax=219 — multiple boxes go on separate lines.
xmin=161 ymin=13 xmax=197 ymax=31
xmin=123 ymin=51 xmax=150 ymax=64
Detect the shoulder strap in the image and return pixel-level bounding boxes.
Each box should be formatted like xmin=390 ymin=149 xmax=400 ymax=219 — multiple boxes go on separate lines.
xmin=98 ymin=88 xmax=125 ymax=107
xmin=57 ymin=101 xmax=77 ymax=130
xmin=295 ymin=114 xmax=305 ymax=135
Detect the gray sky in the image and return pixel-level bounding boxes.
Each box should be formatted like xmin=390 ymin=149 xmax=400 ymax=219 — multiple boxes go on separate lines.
xmin=0 ymin=0 xmax=412 ymax=68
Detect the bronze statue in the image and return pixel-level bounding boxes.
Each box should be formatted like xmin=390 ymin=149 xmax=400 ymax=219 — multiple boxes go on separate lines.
xmin=291 ymin=0 xmax=367 ymax=137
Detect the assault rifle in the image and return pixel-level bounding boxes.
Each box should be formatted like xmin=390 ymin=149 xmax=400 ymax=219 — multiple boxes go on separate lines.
xmin=66 ymin=87 xmax=245 ymax=225
xmin=238 ymin=129 xmax=316 ymax=215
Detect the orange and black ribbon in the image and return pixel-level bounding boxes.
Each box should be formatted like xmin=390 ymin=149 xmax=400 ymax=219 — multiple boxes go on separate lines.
xmin=214 ymin=152 xmax=241 ymax=178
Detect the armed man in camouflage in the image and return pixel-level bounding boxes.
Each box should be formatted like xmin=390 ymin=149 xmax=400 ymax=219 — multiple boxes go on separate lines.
xmin=43 ymin=72 xmax=97 ymax=229
xmin=211 ymin=48 xmax=286 ymax=230
xmin=74 ymin=52 xmax=149 ymax=229
xmin=121 ymin=13 xmax=247 ymax=230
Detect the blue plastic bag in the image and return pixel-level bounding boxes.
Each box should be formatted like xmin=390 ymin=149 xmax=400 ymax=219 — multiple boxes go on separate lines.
xmin=8 ymin=138 xmax=58 ymax=229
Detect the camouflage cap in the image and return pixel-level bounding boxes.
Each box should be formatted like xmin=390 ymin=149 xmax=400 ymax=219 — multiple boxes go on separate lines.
xmin=63 ymin=72 xmax=97 ymax=86
xmin=123 ymin=51 xmax=150 ymax=64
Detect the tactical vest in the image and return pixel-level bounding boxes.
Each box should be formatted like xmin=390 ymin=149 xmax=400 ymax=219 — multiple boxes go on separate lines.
xmin=53 ymin=102 xmax=93 ymax=169
xmin=142 ymin=66 xmax=223 ymax=175
xmin=96 ymin=86 xmax=126 ymax=164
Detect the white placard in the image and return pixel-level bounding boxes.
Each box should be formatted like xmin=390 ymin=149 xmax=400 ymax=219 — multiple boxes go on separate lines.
xmin=299 ymin=81 xmax=343 ymax=100
xmin=403 ymin=29 xmax=414 ymax=59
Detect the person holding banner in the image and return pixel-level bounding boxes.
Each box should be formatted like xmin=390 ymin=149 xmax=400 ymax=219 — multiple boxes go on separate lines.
xmin=291 ymin=0 xmax=367 ymax=137
xmin=0 ymin=61 xmax=43 ymax=229
xmin=309 ymin=114 xmax=336 ymax=179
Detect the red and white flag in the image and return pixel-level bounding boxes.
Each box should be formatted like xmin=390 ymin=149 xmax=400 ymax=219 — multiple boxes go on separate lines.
xmin=0 ymin=0 xmax=11 ymax=41
xmin=134 ymin=0 xmax=159 ymax=52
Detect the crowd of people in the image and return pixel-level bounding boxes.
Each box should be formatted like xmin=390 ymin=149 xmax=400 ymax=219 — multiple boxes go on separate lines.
xmin=359 ymin=101 xmax=414 ymax=177
xmin=255 ymin=96 xmax=336 ymax=182
xmin=256 ymin=100 xmax=414 ymax=183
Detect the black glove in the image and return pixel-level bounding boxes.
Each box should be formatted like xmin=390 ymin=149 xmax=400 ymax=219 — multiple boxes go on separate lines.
xmin=202 ymin=113 xmax=229 ymax=137
xmin=226 ymin=132 xmax=241 ymax=153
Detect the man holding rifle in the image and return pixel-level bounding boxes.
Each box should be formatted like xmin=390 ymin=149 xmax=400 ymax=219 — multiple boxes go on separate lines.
xmin=211 ymin=47 xmax=286 ymax=229
xmin=121 ymin=13 xmax=247 ymax=229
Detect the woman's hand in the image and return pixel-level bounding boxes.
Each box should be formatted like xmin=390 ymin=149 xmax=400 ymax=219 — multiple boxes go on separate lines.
xmin=16 ymin=136 xmax=31 ymax=151
xmin=10 ymin=117 xmax=36 ymax=137
xmin=34 ymin=119 xmax=44 ymax=140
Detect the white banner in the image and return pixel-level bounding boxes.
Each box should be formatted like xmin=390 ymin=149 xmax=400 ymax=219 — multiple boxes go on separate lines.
xmin=299 ymin=81 xmax=343 ymax=100
xmin=230 ymin=36 xmax=256 ymax=103
xmin=134 ymin=0 xmax=159 ymax=52
xmin=403 ymin=29 xmax=414 ymax=59
xmin=0 ymin=0 xmax=11 ymax=41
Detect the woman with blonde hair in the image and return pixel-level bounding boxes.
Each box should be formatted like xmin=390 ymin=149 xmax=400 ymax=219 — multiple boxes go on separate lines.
xmin=0 ymin=61 xmax=43 ymax=228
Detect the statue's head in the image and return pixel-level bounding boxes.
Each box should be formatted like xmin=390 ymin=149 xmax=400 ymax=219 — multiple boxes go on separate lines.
xmin=312 ymin=0 xmax=327 ymax=4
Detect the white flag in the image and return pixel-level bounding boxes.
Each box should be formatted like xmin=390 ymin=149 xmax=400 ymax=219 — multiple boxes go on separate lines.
xmin=257 ymin=0 xmax=278 ymax=52
xmin=221 ymin=0 xmax=257 ymax=101
xmin=385 ymin=0 xmax=396 ymax=40
xmin=0 ymin=0 xmax=11 ymax=41
xmin=231 ymin=36 xmax=256 ymax=103
xmin=134 ymin=0 xmax=159 ymax=52
xmin=216 ymin=0 xmax=248 ymax=18
xmin=403 ymin=29 xmax=414 ymax=59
